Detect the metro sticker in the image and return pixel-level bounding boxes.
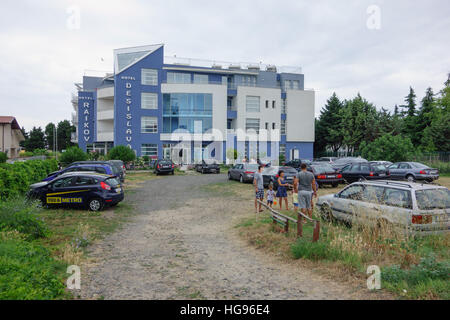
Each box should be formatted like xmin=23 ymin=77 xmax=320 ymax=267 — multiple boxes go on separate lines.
xmin=47 ymin=197 xmax=82 ymax=204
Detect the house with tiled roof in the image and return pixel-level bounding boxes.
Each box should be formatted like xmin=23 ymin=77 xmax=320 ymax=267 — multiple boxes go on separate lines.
xmin=0 ymin=116 xmax=25 ymax=158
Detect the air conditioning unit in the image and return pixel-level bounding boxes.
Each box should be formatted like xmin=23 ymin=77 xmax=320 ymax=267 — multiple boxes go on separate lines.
xmin=247 ymin=64 xmax=260 ymax=71
xmin=229 ymin=64 xmax=241 ymax=70
xmin=212 ymin=64 xmax=222 ymax=69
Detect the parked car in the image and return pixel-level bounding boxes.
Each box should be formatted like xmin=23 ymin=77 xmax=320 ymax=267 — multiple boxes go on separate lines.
xmin=195 ymin=159 xmax=220 ymax=174
xmin=340 ymin=162 xmax=390 ymax=183
xmin=316 ymin=157 xmax=338 ymax=164
xmin=28 ymin=172 xmax=124 ymax=211
xmin=301 ymin=159 xmax=312 ymax=166
xmin=153 ymin=159 xmax=175 ymax=175
xmin=388 ymin=162 xmax=439 ymax=182
xmin=261 ymin=166 xmax=298 ymax=190
xmin=228 ymin=163 xmax=259 ymax=183
xmin=332 ymin=157 xmax=368 ymax=171
xmin=369 ymin=160 xmax=393 ymax=167
xmin=284 ymin=159 xmax=302 ymax=170
xmin=316 ymin=180 xmax=449 ymax=235
xmin=43 ymin=162 xmax=116 ymax=182
xmin=72 ymin=160 xmax=125 ymax=182
xmin=307 ymin=163 xmax=343 ymax=188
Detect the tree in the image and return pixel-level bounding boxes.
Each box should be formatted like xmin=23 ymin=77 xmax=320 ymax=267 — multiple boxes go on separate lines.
xmin=360 ymin=134 xmax=415 ymax=163
xmin=318 ymin=93 xmax=345 ymax=152
xmin=402 ymin=87 xmax=419 ymax=146
xmin=19 ymin=127 xmax=28 ymax=148
xmin=57 ymin=120 xmax=75 ymax=151
xmin=416 ymin=87 xmax=435 ymax=149
xmin=59 ymin=146 xmax=88 ymax=165
xmin=107 ymin=145 xmax=136 ymax=163
xmin=23 ymin=127 xmax=45 ymax=151
xmin=45 ymin=122 xmax=56 ymax=150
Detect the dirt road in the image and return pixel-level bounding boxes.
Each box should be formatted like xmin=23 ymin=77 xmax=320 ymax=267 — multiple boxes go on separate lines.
xmin=79 ymin=174 xmax=379 ymax=300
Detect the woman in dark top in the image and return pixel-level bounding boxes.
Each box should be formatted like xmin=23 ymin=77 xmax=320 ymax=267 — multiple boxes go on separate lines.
xmin=276 ymin=170 xmax=289 ymax=210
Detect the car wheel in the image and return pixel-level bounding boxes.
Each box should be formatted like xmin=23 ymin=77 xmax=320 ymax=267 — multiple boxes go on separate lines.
xmin=332 ymin=183 xmax=338 ymax=188
xmin=228 ymin=173 xmax=232 ymax=180
xmin=406 ymin=174 xmax=415 ymax=182
xmin=240 ymin=175 xmax=244 ymax=183
xmin=171 ymin=170 xmax=175 ymax=175
xmin=88 ymin=198 xmax=104 ymax=212
xmin=217 ymin=169 xmax=220 ymax=174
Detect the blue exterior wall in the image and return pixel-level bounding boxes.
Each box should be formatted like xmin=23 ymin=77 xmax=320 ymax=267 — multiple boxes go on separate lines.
xmin=114 ymin=46 xmax=164 ymax=157
xmin=77 ymin=91 xmax=95 ymax=151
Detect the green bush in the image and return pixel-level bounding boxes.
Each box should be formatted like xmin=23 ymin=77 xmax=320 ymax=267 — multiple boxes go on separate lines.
xmin=0 ymin=232 xmax=66 ymax=299
xmin=59 ymin=146 xmax=87 ymax=166
xmin=32 ymin=149 xmax=49 ymax=156
xmin=0 ymin=152 xmax=7 ymax=163
xmin=108 ymin=145 xmax=136 ymax=163
xmin=0 ymin=159 xmax=58 ymax=200
xmin=0 ymin=198 xmax=48 ymax=240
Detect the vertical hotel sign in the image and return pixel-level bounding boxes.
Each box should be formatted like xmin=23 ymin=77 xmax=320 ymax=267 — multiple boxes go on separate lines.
xmin=78 ymin=91 xmax=94 ymax=148
xmin=121 ymin=75 xmax=135 ymax=149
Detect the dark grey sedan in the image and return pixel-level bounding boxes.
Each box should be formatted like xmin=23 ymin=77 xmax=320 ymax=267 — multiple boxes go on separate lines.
xmin=388 ymin=162 xmax=439 ymax=182
xmin=228 ymin=163 xmax=259 ymax=183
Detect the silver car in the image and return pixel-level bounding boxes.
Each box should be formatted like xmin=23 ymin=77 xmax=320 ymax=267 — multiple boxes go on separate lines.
xmin=388 ymin=162 xmax=439 ymax=182
xmin=228 ymin=163 xmax=259 ymax=183
xmin=316 ymin=180 xmax=449 ymax=235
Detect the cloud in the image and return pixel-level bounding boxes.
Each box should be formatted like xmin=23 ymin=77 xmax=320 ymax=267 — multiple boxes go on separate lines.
xmin=0 ymin=0 xmax=449 ymax=130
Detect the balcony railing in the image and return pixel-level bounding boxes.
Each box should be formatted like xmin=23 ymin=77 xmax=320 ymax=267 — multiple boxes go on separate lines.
xmin=161 ymin=79 xmax=308 ymax=91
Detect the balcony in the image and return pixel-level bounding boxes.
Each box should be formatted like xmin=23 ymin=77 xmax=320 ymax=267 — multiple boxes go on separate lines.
xmin=97 ymin=86 xmax=114 ymax=99
xmin=97 ymin=131 xmax=114 ymax=142
xmin=71 ymin=132 xmax=78 ymax=143
xmin=72 ymin=112 xmax=78 ymax=124
xmin=97 ymin=109 xmax=114 ymax=120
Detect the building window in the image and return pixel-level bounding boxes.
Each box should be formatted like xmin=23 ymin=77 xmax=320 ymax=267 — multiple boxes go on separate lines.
xmin=272 ymin=123 xmax=276 ymax=130
xmin=284 ymin=80 xmax=291 ymax=91
xmin=193 ymin=74 xmax=209 ymax=84
xmin=246 ymin=96 xmax=260 ymax=113
xmin=241 ymin=75 xmax=256 ymax=87
xmin=280 ymin=144 xmax=286 ymax=156
xmin=167 ymin=72 xmax=191 ymax=84
xmin=141 ymin=117 xmax=158 ymax=133
xmin=141 ymin=69 xmax=158 ymax=85
xmin=281 ymin=119 xmax=286 ymax=135
xmin=282 ymin=98 xmax=287 ymax=114
xmin=162 ymin=93 xmax=212 ymax=133
xmin=272 ymin=100 xmax=276 ymax=109
xmin=141 ymin=144 xmax=158 ymax=157
xmin=265 ymin=100 xmax=269 ymax=109
xmin=292 ymin=80 xmax=300 ymax=90
xmin=246 ymin=118 xmax=260 ymax=133
xmin=265 ymin=122 xmax=269 ymax=130
xmin=141 ymin=92 xmax=158 ymax=109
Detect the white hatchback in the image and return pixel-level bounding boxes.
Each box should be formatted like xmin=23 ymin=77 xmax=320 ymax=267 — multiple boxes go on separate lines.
xmin=316 ymin=180 xmax=450 ymax=235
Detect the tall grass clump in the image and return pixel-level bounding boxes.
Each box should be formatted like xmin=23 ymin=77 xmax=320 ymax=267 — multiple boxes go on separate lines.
xmin=0 ymin=198 xmax=48 ymax=240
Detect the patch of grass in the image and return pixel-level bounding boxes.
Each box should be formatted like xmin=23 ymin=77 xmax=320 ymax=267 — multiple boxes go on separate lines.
xmin=382 ymin=255 xmax=450 ymax=299
xmin=0 ymin=231 xmax=67 ymax=300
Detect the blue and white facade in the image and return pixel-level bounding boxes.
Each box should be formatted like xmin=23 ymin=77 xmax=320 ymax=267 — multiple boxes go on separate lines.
xmin=71 ymin=44 xmax=315 ymax=163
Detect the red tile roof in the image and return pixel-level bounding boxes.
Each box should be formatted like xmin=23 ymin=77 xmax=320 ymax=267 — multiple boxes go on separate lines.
xmin=0 ymin=116 xmax=21 ymax=130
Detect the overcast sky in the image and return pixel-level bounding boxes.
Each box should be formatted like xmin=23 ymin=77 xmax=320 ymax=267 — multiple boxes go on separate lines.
xmin=1 ymin=0 xmax=449 ymax=131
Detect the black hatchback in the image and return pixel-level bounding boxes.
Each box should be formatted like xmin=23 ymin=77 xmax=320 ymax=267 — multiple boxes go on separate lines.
xmin=27 ymin=172 xmax=124 ymax=211
xmin=340 ymin=162 xmax=390 ymax=183
xmin=154 ymin=159 xmax=175 ymax=175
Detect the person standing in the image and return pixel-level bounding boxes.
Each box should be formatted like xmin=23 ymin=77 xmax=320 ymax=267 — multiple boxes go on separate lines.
xmin=292 ymin=176 xmax=299 ymax=211
xmin=276 ymin=170 xmax=289 ymax=210
xmin=253 ymin=165 xmax=264 ymax=213
xmin=297 ymin=163 xmax=317 ymax=218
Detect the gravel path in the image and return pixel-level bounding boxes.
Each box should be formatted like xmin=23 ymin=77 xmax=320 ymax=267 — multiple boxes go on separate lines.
xmin=79 ymin=174 xmax=378 ymax=300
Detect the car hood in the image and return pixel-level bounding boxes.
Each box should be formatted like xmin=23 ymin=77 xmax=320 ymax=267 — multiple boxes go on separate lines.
xmin=317 ymin=193 xmax=335 ymax=204
xmin=30 ymin=181 xmax=49 ymax=189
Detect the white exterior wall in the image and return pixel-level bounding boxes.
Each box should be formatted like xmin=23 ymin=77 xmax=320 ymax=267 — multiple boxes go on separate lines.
xmin=160 ymin=83 xmax=227 ymax=141
xmin=235 ymin=86 xmax=281 ymax=141
xmin=96 ymin=88 xmax=114 ymax=142
xmin=285 ymin=89 xmax=315 ymax=142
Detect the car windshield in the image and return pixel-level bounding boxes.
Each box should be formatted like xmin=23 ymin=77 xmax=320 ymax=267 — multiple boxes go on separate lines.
xmin=415 ymin=189 xmax=450 ymax=210
xmin=159 ymin=161 xmax=172 ymax=165
xmin=410 ymin=162 xmax=429 ymax=169
xmin=372 ymin=164 xmax=387 ymax=171
xmin=203 ymin=159 xmax=217 ymax=164
xmin=105 ymin=177 xmax=120 ymax=187
xmin=311 ymin=164 xmax=334 ymax=173
xmin=263 ymin=167 xmax=278 ymax=175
